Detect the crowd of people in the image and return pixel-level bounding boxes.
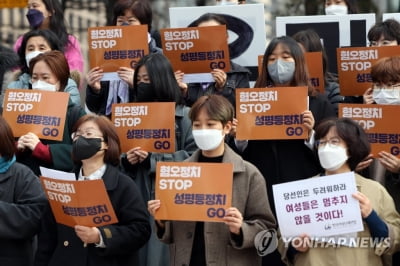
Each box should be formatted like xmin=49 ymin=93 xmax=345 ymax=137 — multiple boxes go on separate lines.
xmin=0 ymin=0 xmax=400 ymax=265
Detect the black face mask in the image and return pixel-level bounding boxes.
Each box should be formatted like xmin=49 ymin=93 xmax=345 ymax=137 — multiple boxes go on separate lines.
xmin=136 ymin=82 xmax=156 ymax=102
xmin=72 ymin=136 xmax=102 ymax=161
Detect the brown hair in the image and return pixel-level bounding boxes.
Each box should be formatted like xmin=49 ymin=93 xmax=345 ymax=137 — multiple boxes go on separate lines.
xmin=370 ymin=56 xmax=400 ymax=85
xmin=189 ymin=94 xmax=234 ymax=126
xmin=0 ymin=116 xmax=17 ymax=160
xmin=72 ymin=114 xmax=121 ymax=166
xmin=315 ymin=118 xmax=370 ymax=171
xmin=29 ymin=50 xmax=70 ymax=91
xmin=112 ymin=0 xmax=152 ymax=32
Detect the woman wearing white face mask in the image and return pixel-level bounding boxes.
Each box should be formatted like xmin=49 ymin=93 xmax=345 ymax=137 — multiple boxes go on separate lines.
xmin=324 ymin=0 xmax=359 ymax=15
xmin=16 ymin=50 xmax=85 ymax=176
xmin=241 ymin=34 xmax=336 ymax=266
xmin=147 ymin=94 xmax=276 ymax=266
xmin=280 ymin=118 xmax=400 ymax=266
xmin=362 ymin=58 xmax=400 ymax=261
xmin=5 ymin=29 xmax=80 ymax=107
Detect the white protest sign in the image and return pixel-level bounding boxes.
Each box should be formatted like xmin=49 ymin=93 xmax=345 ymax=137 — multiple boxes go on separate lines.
xmin=169 ymin=4 xmax=266 ymax=82
xmin=273 ymin=172 xmax=363 ymax=240
xmin=383 ymin=13 xmax=400 ymax=22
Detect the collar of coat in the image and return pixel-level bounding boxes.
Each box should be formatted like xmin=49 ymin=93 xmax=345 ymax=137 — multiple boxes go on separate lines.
xmin=185 ymin=143 xmax=246 ymax=174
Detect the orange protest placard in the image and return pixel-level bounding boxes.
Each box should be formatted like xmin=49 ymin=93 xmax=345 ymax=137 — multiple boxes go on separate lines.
xmin=304 ymin=52 xmax=325 ymax=93
xmin=88 ymin=25 xmax=149 ymax=72
xmin=40 ymin=176 xmax=118 ymax=228
xmin=257 ymin=54 xmax=264 ymax=76
xmin=161 ymin=25 xmax=230 ymax=74
xmin=155 ymin=162 xmax=233 ymax=222
xmin=0 ymin=0 xmax=26 ymax=8
xmin=257 ymin=53 xmax=323 ymax=92
xmin=337 ymin=46 xmax=400 ymax=96
xmin=2 ymin=90 xmax=68 ymax=141
xmin=235 ymin=87 xmax=308 ymax=140
xmin=112 ymin=102 xmax=176 ymax=153
xmin=339 ymin=104 xmax=400 ymax=158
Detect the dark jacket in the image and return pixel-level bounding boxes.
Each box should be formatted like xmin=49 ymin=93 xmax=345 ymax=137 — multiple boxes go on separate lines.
xmin=242 ymin=94 xmax=336 ymax=214
xmin=16 ymin=100 xmax=85 ymax=175
xmin=121 ymin=104 xmax=196 ymax=266
xmin=0 ymin=161 xmax=46 ymax=266
xmin=184 ymin=61 xmax=250 ymax=107
xmin=86 ymin=40 xmax=162 ymax=115
xmin=34 ymin=164 xmax=151 ymax=266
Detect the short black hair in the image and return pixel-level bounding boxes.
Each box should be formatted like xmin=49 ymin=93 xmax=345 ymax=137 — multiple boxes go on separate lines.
xmin=18 ymin=29 xmax=62 ymax=73
xmin=315 ymin=118 xmax=370 ymax=171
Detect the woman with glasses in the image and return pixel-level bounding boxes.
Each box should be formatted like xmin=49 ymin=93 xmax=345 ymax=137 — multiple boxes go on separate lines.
xmin=280 ymin=117 xmax=400 ymax=266
xmin=361 ymin=55 xmax=400 ymax=266
xmin=16 ymin=50 xmax=85 ymax=176
xmin=34 ymin=114 xmax=151 ymax=266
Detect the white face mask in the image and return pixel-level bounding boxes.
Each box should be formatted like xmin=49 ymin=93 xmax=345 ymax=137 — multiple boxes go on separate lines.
xmin=32 ymin=80 xmax=57 ymax=91
xmin=25 ymin=51 xmax=43 ymax=68
xmin=373 ymin=88 xmax=400 ymax=105
xmin=216 ymin=0 xmax=238 ymax=5
xmin=318 ymin=144 xmax=348 ymax=171
xmin=325 ymin=4 xmax=348 ymax=15
xmin=192 ymin=129 xmax=224 ymax=151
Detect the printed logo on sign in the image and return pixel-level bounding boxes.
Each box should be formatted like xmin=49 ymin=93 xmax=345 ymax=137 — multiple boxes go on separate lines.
xmin=254 ymin=229 xmax=278 ymax=256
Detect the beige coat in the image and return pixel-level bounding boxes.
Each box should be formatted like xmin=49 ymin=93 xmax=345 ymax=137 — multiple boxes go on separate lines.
xmin=280 ymin=173 xmax=400 ymax=266
xmin=157 ymin=144 xmax=277 ymax=266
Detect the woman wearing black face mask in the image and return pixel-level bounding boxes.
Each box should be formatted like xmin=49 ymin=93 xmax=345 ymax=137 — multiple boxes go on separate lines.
xmin=121 ymin=53 xmax=197 ymax=266
xmin=85 ymin=0 xmax=162 ymax=117
xmin=34 ymin=114 xmax=151 ymax=266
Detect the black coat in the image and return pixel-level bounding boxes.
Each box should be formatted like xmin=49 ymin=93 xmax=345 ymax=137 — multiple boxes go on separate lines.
xmin=242 ymin=94 xmax=336 ymax=214
xmin=34 ymin=164 xmax=151 ymax=266
xmin=184 ymin=61 xmax=250 ymax=108
xmin=0 ymin=161 xmax=46 ymax=266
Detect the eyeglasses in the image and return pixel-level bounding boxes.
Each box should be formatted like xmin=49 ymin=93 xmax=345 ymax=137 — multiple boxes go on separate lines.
xmin=71 ymin=129 xmax=103 ymax=140
xmin=316 ymin=137 xmax=341 ymax=147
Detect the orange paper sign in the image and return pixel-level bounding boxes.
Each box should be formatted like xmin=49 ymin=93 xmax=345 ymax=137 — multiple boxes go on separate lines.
xmin=304 ymin=52 xmax=325 ymax=93
xmin=2 ymin=89 xmax=68 ymax=141
xmin=337 ymin=46 xmax=400 ymax=96
xmin=339 ymin=104 xmax=400 ymax=158
xmin=0 ymin=0 xmax=27 ymax=8
xmin=88 ymin=25 xmax=149 ymax=72
xmin=40 ymin=176 xmax=118 ymax=228
xmin=235 ymin=87 xmax=308 ymax=140
xmin=155 ymin=162 xmax=233 ymax=222
xmin=112 ymin=102 xmax=176 ymax=153
xmin=161 ymin=25 xmax=230 ymax=73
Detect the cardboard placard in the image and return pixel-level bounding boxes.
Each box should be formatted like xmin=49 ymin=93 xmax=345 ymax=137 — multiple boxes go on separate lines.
xmin=337 ymin=46 xmax=400 ymax=96
xmin=88 ymin=25 xmax=149 ymax=72
xmin=112 ymin=102 xmax=176 ymax=153
xmin=155 ymin=162 xmax=233 ymax=222
xmin=2 ymin=89 xmax=68 ymax=141
xmin=161 ymin=25 xmax=230 ymax=74
xmin=235 ymin=87 xmax=308 ymax=140
xmin=339 ymin=103 xmax=400 ymax=158
xmin=40 ymin=176 xmax=118 ymax=228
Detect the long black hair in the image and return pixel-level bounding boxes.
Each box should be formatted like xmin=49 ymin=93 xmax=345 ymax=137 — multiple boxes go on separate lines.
xmin=132 ymin=53 xmax=183 ymax=105
xmin=38 ymin=0 xmax=70 ymax=50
